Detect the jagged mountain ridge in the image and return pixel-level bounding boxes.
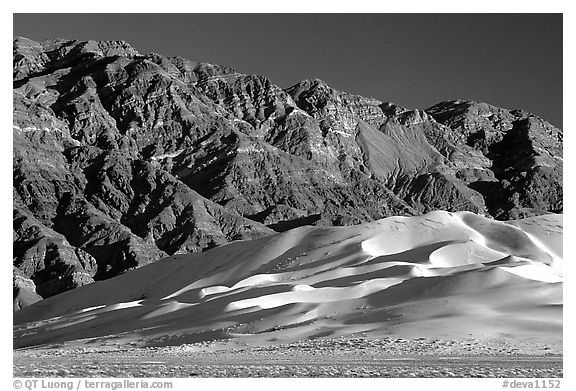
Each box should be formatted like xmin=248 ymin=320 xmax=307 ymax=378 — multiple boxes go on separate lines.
xmin=13 ymin=37 xmax=563 ymax=309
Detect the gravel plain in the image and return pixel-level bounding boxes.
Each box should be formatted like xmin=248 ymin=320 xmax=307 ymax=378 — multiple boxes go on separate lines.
xmin=14 ymin=336 xmax=562 ymax=378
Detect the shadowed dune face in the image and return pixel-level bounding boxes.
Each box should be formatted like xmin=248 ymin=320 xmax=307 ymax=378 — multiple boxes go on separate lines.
xmin=14 ymin=211 xmax=562 ymax=349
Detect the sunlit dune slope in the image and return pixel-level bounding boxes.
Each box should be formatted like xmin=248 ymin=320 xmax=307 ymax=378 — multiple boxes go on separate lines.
xmin=14 ymin=211 xmax=562 ymax=348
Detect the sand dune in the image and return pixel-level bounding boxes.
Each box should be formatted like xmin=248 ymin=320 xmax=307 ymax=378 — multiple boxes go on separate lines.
xmin=13 ymin=211 xmax=562 ymax=349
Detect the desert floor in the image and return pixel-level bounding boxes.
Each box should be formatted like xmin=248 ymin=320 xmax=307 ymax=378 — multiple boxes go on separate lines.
xmin=14 ymin=336 xmax=562 ymax=378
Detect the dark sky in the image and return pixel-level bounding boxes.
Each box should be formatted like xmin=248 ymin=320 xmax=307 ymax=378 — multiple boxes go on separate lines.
xmin=13 ymin=13 xmax=563 ymax=128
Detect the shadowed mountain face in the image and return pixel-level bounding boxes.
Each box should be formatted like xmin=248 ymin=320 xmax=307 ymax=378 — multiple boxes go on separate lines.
xmin=13 ymin=37 xmax=563 ymax=308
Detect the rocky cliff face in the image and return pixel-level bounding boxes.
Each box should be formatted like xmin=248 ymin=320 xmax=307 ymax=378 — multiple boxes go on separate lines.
xmin=13 ymin=37 xmax=562 ymax=308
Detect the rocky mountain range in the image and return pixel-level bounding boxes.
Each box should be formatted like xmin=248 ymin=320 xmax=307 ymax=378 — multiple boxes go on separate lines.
xmin=13 ymin=37 xmax=563 ymax=310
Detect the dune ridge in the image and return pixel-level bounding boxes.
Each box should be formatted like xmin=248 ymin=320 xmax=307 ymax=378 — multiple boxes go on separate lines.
xmin=14 ymin=211 xmax=562 ymax=349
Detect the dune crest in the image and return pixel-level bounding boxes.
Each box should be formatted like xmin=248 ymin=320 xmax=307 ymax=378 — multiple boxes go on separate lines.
xmin=14 ymin=211 xmax=562 ymax=349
